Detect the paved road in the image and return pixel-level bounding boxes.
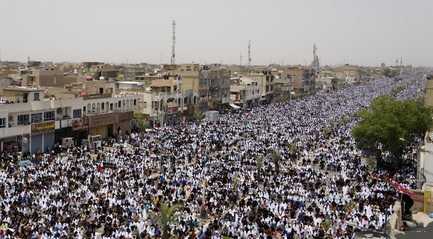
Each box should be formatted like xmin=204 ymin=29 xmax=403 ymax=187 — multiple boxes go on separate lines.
xmin=396 ymin=223 xmax=433 ymax=239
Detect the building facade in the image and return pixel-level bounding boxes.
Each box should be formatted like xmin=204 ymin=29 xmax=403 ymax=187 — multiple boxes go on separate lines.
xmin=0 ymin=86 xmax=139 ymax=153
xmin=287 ymin=66 xmax=316 ymax=95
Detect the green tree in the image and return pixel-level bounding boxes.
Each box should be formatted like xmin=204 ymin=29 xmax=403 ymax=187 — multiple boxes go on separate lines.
xmin=352 ymin=96 xmax=432 ymax=169
xmin=383 ymin=67 xmax=399 ymax=78
xmin=151 ymin=202 xmax=183 ymax=239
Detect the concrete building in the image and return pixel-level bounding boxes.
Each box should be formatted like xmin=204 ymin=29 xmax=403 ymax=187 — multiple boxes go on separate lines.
xmin=418 ymin=75 xmax=433 ymax=188
xmin=0 ymin=86 xmax=139 ymax=153
xmin=246 ymin=72 xmax=274 ymax=103
xmin=230 ymin=76 xmax=260 ymax=108
xmin=201 ymin=65 xmax=231 ymax=110
xmin=34 ymin=66 xmax=78 ymax=87
xmin=418 ymin=131 xmax=433 ymax=188
xmin=334 ymin=65 xmax=362 ymax=85
xmin=162 ymin=64 xmax=200 ymax=111
xmin=317 ymin=70 xmax=337 ymax=91
xmin=287 ymin=66 xmax=316 ymax=95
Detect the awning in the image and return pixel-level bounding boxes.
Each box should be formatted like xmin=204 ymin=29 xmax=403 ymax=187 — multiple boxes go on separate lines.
xmin=229 ymin=103 xmax=241 ymax=109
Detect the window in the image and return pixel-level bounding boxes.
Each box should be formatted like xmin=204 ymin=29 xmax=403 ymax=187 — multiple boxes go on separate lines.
xmin=31 ymin=113 xmax=43 ymax=123
xmin=0 ymin=118 xmax=6 ymax=128
xmin=83 ymin=106 xmax=87 ymax=114
xmin=110 ymin=103 xmax=113 ymax=111
xmin=134 ymin=99 xmax=137 ymax=106
xmin=101 ymin=102 xmax=105 ymax=111
xmin=44 ymin=111 xmax=55 ymax=121
xmin=73 ymin=109 xmax=82 ymax=118
xmin=118 ymin=101 xmax=121 ymax=108
xmin=87 ymin=104 xmax=91 ymax=113
xmin=17 ymin=114 xmax=30 ymax=125
xmin=92 ymin=103 xmax=96 ymax=113
xmin=143 ymin=102 xmax=147 ymax=109
xmin=34 ymin=93 xmax=40 ymax=101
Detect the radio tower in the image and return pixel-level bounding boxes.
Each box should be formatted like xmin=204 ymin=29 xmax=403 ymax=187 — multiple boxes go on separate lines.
xmin=248 ymin=40 xmax=252 ymax=67
xmin=170 ymin=20 xmax=176 ymax=65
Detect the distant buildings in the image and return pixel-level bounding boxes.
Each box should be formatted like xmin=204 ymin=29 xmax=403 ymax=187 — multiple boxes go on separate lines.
xmin=201 ymin=65 xmax=231 ymax=110
xmin=230 ymin=76 xmax=261 ymax=108
xmin=0 ymin=84 xmax=139 ymax=153
xmin=287 ymin=66 xmax=316 ymax=95
xmin=0 ymin=58 xmax=380 ymax=153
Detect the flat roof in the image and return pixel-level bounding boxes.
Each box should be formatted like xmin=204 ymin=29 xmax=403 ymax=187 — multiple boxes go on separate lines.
xmin=3 ymin=86 xmax=44 ymax=92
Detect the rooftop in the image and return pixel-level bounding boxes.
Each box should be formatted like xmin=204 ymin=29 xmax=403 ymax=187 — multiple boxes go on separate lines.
xmin=3 ymin=86 xmax=44 ymax=92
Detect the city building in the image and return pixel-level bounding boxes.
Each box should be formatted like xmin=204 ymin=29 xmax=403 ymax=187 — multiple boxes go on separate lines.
xmin=162 ymin=64 xmax=200 ymax=111
xmin=33 ymin=66 xmax=78 ymax=87
xmin=0 ymin=85 xmax=139 ymax=153
xmin=287 ymin=66 xmax=316 ymax=95
xmin=334 ymin=65 xmax=362 ymax=85
xmin=230 ymin=76 xmax=260 ymax=108
xmin=245 ymin=72 xmax=274 ymax=103
xmin=201 ymin=65 xmax=231 ymax=110
xmin=419 ymin=75 xmax=433 ymax=187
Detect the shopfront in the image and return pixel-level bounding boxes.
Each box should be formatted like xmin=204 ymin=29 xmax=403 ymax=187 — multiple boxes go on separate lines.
xmin=88 ymin=113 xmax=115 ymax=138
xmin=71 ymin=118 xmax=88 ymax=145
xmin=30 ymin=121 xmax=55 ymax=153
xmin=116 ymin=112 xmax=133 ymax=135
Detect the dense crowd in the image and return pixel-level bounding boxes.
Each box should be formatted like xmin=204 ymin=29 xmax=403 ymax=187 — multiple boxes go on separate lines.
xmin=0 ymin=71 xmax=428 ymax=238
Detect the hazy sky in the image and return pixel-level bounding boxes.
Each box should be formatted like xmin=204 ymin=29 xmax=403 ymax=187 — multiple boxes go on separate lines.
xmin=1 ymin=0 xmax=432 ymax=66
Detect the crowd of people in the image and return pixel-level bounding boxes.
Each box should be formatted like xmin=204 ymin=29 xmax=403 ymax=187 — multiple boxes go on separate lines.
xmin=0 ymin=71 xmax=428 ymax=238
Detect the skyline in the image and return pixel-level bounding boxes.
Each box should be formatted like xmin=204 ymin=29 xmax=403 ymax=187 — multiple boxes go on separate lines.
xmin=1 ymin=0 xmax=433 ymax=66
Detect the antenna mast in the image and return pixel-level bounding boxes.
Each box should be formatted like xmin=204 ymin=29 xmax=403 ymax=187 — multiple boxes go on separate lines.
xmin=248 ymin=40 xmax=252 ymax=67
xmin=171 ymin=20 xmax=176 ymax=65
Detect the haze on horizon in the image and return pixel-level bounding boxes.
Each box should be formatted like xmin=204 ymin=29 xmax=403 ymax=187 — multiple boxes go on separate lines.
xmin=1 ymin=0 xmax=432 ymax=66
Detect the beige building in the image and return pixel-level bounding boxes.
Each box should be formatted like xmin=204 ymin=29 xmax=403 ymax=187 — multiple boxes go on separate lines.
xmin=249 ymin=72 xmax=273 ymax=102
xmin=334 ymin=65 xmax=362 ymax=84
xmin=33 ymin=66 xmax=78 ymax=87
xmin=287 ymin=66 xmax=315 ymax=94
xmin=230 ymin=76 xmax=260 ymax=108
xmin=425 ymin=75 xmax=433 ymax=107
xmin=0 ymin=85 xmax=140 ymax=153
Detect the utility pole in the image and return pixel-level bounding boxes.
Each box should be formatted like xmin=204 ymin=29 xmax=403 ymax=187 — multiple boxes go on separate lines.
xmin=170 ymin=20 xmax=176 ymax=65
xmin=400 ymin=56 xmax=404 ymax=76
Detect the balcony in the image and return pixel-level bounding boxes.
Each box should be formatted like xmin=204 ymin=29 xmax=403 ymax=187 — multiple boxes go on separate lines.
xmin=0 ymin=125 xmax=31 ymax=139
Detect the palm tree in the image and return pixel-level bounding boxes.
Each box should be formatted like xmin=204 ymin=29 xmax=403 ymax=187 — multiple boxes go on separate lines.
xmin=151 ymin=202 xmax=183 ymax=239
xmin=271 ymin=150 xmax=281 ymax=174
xmin=256 ymin=155 xmax=264 ymax=172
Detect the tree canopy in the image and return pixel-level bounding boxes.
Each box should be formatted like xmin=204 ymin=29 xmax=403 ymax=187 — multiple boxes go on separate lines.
xmin=352 ymin=96 xmax=432 ymax=168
